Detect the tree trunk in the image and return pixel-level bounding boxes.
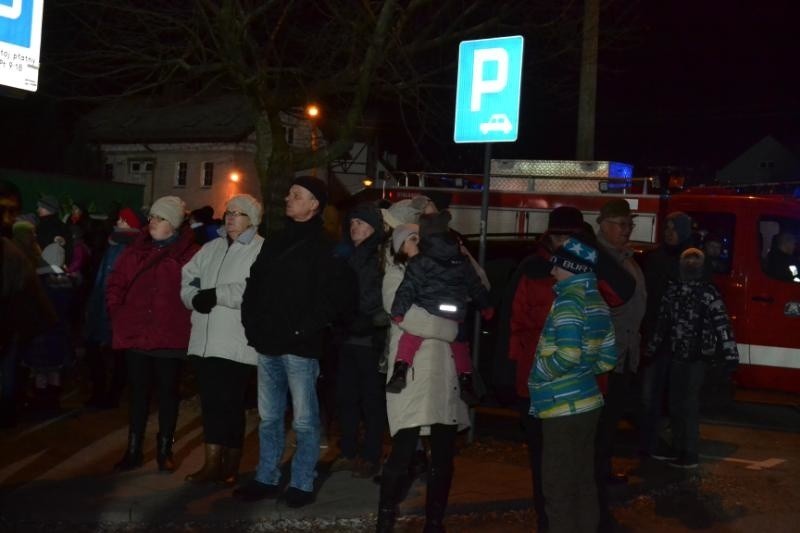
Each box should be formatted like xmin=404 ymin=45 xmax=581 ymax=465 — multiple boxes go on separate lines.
xmin=254 ymin=109 xmax=294 ymax=237
xmin=576 ymin=0 xmax=599 ymax=161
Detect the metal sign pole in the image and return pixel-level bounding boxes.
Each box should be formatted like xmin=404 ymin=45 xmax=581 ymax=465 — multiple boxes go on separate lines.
xmin=468 ymin=142 xmax=492 ymax=443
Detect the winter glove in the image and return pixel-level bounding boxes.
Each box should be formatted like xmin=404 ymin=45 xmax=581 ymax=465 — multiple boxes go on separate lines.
xmin=192 ymin=288 xmax=217 ymax=314
xmin=480 ymin=307 xmax=495 ymax=321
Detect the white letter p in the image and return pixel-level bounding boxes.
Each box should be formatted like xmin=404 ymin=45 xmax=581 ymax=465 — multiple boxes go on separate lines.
xmin=471 ymin=48 xmax=509 ymax=112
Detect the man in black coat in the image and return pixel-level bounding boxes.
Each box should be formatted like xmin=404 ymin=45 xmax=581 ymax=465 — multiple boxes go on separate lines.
xmin=236 ymin=176 xmax=356 ymax=507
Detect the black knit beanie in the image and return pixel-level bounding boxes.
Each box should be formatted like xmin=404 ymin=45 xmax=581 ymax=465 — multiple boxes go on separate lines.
xmin=293 ymin=176 xmax=328 ymax=212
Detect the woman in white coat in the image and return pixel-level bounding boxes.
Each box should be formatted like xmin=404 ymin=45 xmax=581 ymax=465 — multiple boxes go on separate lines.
xmin=180 ymin=194 xmax=264 ymax=485
xmin=376 ymin=223 xmax=470 ymax=533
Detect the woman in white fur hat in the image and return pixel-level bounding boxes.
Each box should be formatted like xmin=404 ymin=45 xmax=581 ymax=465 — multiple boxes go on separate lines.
xmin=376 ymin=222 xmax=471 ymax=532
xmin=106 ymin=195 xmax=199 ymax=473
xmin=180 ymin=194 xmax=264 ymax=486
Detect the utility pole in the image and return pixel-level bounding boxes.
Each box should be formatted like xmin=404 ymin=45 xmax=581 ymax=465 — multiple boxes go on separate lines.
xmin=576 ymin=0 xmax=599 ymax=160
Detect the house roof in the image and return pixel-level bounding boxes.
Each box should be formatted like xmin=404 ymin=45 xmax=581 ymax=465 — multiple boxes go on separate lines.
xmin=83 ymin=95 xmax=254 ymax=144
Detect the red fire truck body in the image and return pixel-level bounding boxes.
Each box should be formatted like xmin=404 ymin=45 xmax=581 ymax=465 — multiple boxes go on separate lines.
xmin=382 ymin=160 xmax=800 ymax=393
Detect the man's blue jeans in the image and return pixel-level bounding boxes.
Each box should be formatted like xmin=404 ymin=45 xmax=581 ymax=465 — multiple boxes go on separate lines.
xmin=255 ymin=354 xmax=321 ymax=492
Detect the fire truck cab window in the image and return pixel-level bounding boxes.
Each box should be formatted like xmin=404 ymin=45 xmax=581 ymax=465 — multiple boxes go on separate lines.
xmin=687 ymin=212 xmax=735 ymax=275
xmin=760 ymin=216 xmax=800 ymax=283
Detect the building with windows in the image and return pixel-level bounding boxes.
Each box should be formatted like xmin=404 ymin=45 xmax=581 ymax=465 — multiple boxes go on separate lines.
xmin=84 ymin=95 xmax=319 ymax=215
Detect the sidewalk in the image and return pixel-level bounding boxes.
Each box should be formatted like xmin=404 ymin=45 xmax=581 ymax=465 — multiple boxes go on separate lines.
xmin=0 ymin=397 xmax=534 ymax=531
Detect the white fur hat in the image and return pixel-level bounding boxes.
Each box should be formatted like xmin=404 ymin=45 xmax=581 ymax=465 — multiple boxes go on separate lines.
xmin=149 ymin=196 xmax=186 ymax=229
xmin=226 ymin=194 xmax=262 ymax=226
xmin=382 ymin=199 xmax=421 ymax=229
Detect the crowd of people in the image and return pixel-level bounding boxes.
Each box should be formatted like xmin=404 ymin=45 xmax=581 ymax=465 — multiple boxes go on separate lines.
xmin=0 ymin=175 xmax=744 ymax=532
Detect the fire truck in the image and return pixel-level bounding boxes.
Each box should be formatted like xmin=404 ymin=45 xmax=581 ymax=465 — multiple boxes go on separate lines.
xmin=379 ymin=159 xmax=800 ymax=394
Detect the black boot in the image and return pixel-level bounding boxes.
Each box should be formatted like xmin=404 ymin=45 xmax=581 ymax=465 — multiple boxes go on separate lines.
xmin=385 ymin=361 xmax=409 ymax=394
xmin=114 ymin=432 xmax=143 ymax=471
xmin=376 ymin=467 xmax=408 ymax=533
xmin=410 ymin=448 xmax=429 ymax=481
xmin=423 ymin=466 xmax=453 ymax=532
xmin=156 ymin=432 xmax=177 ymax=472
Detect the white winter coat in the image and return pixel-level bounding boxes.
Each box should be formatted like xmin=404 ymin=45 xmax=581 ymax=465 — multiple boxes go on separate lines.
xmin=383 ymin=259 xmax=470 ymax=436
xmin=181 ymin=227 xmax=263 ymax=366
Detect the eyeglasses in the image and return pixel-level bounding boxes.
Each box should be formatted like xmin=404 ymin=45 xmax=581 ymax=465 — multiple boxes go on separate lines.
xmin=224 ymin=210 xmax=249 ymax=218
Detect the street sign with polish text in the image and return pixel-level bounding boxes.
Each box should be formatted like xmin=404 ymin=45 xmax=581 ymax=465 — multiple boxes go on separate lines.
xmin=0 ymin=0 xmax=44 ymax=92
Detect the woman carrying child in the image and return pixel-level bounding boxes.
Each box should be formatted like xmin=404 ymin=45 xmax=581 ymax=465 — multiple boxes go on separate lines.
xmin=386 ymin=211 xmax=493 ymax=405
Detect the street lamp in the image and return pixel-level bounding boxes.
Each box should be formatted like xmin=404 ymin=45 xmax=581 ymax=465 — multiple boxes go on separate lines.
xmin=305 ymin=104 xmax=320 ymax=119
xmin=305 ymin=104 xmax=321 ymax=177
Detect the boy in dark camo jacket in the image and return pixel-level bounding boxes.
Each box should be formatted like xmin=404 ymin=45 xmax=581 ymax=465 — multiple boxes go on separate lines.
xmin=646 ymin=247 xmax=738 ymax=468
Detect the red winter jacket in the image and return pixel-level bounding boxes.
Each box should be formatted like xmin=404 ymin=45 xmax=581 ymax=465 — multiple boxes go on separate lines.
xmin=106 ymin=227 xmax=198 ymax=351
xmin=509 ymin=253 xmax=555 ymax=398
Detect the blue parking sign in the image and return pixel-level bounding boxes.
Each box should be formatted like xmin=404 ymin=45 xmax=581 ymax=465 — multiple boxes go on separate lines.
xmin=454 ymin=36 xmax=524 ymax=144
xmin=0 ymin=0 xmax=34 ymax=47
xmin=0 ymin=0 xmax=44 ymax=92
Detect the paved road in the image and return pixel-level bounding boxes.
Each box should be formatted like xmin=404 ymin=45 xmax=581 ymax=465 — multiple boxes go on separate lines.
xmin=0 ymin=389 xmax=798 ymax=532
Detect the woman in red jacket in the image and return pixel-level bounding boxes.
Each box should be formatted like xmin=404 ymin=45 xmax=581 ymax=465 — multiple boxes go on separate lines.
xmin=106 ymin=196 xmax=198 ymax=472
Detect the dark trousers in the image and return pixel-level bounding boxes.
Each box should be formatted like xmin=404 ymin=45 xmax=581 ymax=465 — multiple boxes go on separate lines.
xmin=384 ymin=423 xmax=457 ymax=478
xmin=596 ymin=367 xmax=634 ymax=529
xmin=125 ymin=350 xmax=182 ymax=437
xmin=191 ymin=355 xmax=252 ymax=448
xmin=85 ymin=341 xmax=126 ymax=403
xmin=518 ymin=401 xmax=547 ymax=525
xmin=336 ymin=344 xmax=387 ymax=464
xmin=542 ymin=409 xmax=601 ymax=533
xmin=669 ymin=359 xmax=706 ymax=459
xmin=639 ymin=352 xmax=671 ymax=454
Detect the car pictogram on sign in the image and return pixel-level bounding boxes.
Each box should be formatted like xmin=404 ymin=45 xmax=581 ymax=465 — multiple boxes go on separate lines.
xmin=479 ymin=113 xmax=513 ymax=135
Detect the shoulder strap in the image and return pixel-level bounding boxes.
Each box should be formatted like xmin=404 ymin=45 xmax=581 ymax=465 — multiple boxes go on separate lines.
xmin=121 ymin=246 xmax=172 ymax=304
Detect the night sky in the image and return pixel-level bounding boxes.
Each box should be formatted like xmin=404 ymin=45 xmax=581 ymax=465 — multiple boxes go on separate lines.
xmin=595 ymin=1 xmax=800 ymax=174
xmin=1 ymin=1 xmax=798 ymax=179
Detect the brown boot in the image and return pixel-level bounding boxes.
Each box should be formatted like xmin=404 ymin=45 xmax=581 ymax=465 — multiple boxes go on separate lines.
xmin=219 ymin=447 xmax=242 ymax=486
xmin=185 ymin=443 xmax=223 ymax=483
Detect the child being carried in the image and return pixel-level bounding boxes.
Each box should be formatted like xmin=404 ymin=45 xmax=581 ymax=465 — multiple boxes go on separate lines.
xmin=388 ymin=211 xmax=493 ymax=405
